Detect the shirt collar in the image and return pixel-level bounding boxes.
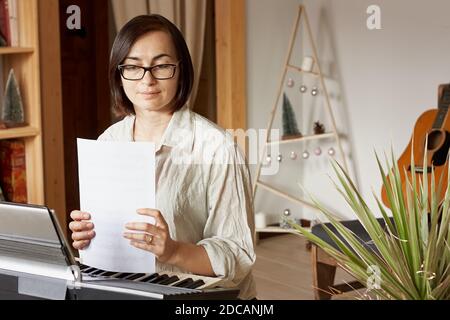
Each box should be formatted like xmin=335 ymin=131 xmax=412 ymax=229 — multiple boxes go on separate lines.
xmin=129 ymin=106 xmax=195 ymax=152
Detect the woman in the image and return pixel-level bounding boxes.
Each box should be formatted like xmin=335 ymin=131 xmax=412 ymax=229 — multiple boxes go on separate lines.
xmin=68 ymin=14 xmax=256 ymax=300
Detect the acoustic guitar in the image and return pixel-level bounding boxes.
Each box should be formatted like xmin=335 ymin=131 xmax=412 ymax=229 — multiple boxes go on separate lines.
xmin=381 ymin=83 xmax=450 ymax=209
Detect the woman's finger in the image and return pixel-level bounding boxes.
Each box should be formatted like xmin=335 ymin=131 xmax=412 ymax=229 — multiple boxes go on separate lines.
xmin=70 ymin=210 xmax=91 ymax=221
xmin=129 ymin=240 xmax=155 ymax=252
xmin=136 ymin=209 xmax=168 ymax=229
xmin=125 ymin=222 xmax=161 ymax=235
xmin=69 ymin=221 xmax=94 ymax=232
xmin=123 ymin=232 xmax=153 ymax=244
xmin=72 ymin=230 xmax=95 ymax=241
xmin=73 ymin=240 xmax=90 ymax=250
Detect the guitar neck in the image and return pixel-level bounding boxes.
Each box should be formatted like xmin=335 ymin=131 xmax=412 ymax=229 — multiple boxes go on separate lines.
xmin=438 ymin=84 xmax=450 ymax=109
xmin=434 ymin=84 xmax=450 ymax=129
xmin=433 ymin=106 xmax=449 ymax=129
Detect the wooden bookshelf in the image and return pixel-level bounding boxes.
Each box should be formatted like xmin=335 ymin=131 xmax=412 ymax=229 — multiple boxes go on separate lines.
xmin=0 ymin=0 xmax=44 ymax=205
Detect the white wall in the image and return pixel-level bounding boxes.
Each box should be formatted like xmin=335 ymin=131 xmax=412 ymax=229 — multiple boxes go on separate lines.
xmin=247 ymin=0 xmax=450 ymax=222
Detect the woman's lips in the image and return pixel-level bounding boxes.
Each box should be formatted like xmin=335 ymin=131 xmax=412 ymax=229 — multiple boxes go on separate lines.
xmin=138 ymin=91 xmax=161 ymax=99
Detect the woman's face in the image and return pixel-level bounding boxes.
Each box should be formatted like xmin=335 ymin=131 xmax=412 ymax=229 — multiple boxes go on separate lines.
xmin=121 ymin=31 xmax=180 ymax=114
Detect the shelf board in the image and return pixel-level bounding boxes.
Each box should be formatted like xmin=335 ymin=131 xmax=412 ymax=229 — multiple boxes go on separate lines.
xmin=267 ymin=132 xmax=335 ymax=146
xmin=0 ymin=47 xmax=34 ymax=55
xmin=0 ymin=126 xmax=40 ymax=140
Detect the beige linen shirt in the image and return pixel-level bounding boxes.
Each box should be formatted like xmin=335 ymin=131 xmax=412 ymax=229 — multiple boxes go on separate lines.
xmin=98 ymin=106 xmax=257 ymax=299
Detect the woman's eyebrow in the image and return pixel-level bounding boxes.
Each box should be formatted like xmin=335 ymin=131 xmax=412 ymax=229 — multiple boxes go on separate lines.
xmin=152 ymin=53 xmax=172 ymax=62
xmin=124 ymin=56 xmax=142 ymax=62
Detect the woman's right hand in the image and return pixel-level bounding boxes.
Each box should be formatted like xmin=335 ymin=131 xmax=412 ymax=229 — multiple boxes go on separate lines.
xmin=69 ymin=210 xmax=96 ymax=250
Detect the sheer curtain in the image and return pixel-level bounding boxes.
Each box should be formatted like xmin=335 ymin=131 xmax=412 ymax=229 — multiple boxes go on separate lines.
xmin=111 ymin=0 xmax=206 ymax=108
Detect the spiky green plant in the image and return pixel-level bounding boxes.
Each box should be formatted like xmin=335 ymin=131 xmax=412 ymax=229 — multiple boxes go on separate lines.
xmin=291 ymin=148 xmax=450 ymax=300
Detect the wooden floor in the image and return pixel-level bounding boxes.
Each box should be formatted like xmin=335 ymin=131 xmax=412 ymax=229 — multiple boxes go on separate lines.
xmin=253 ymin=234 xmax=361 ymax=300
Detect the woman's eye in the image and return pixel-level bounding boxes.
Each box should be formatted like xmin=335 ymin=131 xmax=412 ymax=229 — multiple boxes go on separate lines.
xmin=154 ymin=64 xmax=170 ymax=70
xmin=125 ymin=66 xmax=140 ymax=71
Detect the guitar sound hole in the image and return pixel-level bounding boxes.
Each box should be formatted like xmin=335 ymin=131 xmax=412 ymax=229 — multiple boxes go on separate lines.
xmin=427 ymin=130 xmax=444 ymax=150
xmin=426 ymin=130 xmax=450 ymax=166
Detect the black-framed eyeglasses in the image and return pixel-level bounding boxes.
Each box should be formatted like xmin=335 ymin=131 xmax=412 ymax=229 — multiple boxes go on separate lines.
xmin=118 ymin=62 xmax=179 ymax=81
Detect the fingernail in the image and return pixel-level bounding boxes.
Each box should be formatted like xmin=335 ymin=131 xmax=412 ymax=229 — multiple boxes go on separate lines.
xmin=87 ymin=222 xmax=94 ymax=229
xmin=83 ymin=213 xmax=90 ymax=219
xmin=88 ymin=230 xmax=95 ymax=236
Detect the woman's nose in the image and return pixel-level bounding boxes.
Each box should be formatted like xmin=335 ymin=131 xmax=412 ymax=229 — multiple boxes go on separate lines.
xmin=141 ymin=69 xmax=157 ymax=85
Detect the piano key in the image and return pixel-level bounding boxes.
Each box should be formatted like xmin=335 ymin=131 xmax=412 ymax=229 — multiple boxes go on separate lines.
xmin=114 ymin=273 xmax=134 ymax=279
xmin=157 ymin=276 xmax=180 ymax=285
xmin=150 ymin=274 xmax=169 ymax=284
xmin=185 ymin=279 xmax=205 ymax=289
xmin=139 ymin=273 xmax=159 ymax=282
xmin=124 ymin=273 xmax=146 ymax=281
xmin=90 ymin=269 xmax=106 ymax=276
xmin=79 ymin=264 xmax=90 ymax=271
xmin=98 ymin=271 xmax=119 ymax=277
xmin=83 ymin=267 xmax=97 ymax=274
xmin=173 ymin=278 xmax=194 ymax=288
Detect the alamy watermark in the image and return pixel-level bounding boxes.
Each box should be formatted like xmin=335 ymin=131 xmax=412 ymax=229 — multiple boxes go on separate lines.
xmin=169 ymin=126 xmax=281 ymax=176
xmin=367 ymin=5 xmax=382 ymax=30
xmin=66 ymin=5 xmax=81 ymax=30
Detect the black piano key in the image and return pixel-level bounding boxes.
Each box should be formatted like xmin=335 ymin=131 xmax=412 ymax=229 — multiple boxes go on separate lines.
xmin=79 ymin=264 xmax=90 ymax=271
xmin=83 ymin=267 xmax=97 ymax=274
xmin=124 ymin=273 xmax=146 ymax=281
xmin=90 ymin=269 xmax=106 ymax=276
xmin=114 ymin=273 xmax=134 ymax=279
xmin=149 ymin=274 xmax=169 ymax=284
xmin=157 ymin=276 xmax=179 ymax=285
xmin=173 ymin=278 xmax=194 ymax=288
xmin=185 ymin=279 xmax=205 ymax=289
xmin=98 ymin=271 xmax=118 ymax=277
xmin=139 ymin=273 xmax=159 ymax=282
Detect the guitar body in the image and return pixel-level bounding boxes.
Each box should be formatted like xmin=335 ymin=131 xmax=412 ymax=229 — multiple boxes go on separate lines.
xmin=381 ymin=108 xmax=450 ymax=209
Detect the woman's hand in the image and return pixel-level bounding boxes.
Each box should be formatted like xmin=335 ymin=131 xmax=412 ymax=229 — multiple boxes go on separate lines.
xmin=123 ymin=209 xmax=179 ymax=264
xmin=69 ymin=210 xmax=95 ymax=250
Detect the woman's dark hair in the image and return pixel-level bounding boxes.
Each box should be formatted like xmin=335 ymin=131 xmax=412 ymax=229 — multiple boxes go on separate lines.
xmin=109 ymin=14 xmax=194 ymax=115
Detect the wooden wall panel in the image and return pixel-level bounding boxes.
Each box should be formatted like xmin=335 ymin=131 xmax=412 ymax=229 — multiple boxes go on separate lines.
xmin=215 ymin=0 xmax=247 ymax=132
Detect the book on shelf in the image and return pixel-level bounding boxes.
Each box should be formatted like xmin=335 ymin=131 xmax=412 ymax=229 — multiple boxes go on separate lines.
xmin=0 ymin=139 xmax=27 ymax=203
xmin=0 ymin=0 xmax=19 ymax=47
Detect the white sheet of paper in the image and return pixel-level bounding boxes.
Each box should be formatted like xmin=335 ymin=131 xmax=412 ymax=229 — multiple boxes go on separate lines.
xmin=77 ymin=138 xmax=156 ymax=273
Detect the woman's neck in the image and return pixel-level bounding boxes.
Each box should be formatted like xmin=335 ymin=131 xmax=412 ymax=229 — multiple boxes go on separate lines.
xmin=133 ymin=109 xmax=174 ymax=143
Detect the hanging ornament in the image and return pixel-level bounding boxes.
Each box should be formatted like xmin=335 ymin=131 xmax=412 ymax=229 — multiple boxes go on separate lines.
xmin=287 ymin=78 xmax=295 ymax=88
xmin=302 ymin=150 xmax=310 ymax=159
xmin=314 ymin=147 xmax=322 ymax=156
xmin=277 ymin=154 xmax=283 ymax=162
xmin=299 ymin=85 xmax=307 ymax=93
xmin=328 ymin=147 xmax=336 ymax=156
xmin=290 ymin=151 xmax=298 ymax=160
xmin=313 ymin=121 xmax=325 ymax=135
xmin=280 ymin=209 xmax=292 ymax=229
xmin=311 ymin=87 xmax=319 ymax=96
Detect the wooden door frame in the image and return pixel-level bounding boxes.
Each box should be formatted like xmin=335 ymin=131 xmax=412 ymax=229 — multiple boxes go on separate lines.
xmin=38 ymin=0 xmax=67 ymax=231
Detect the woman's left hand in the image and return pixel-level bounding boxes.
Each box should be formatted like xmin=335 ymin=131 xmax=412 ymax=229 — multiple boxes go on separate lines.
xmin=123 ymin=209 xmax=179 ymax=264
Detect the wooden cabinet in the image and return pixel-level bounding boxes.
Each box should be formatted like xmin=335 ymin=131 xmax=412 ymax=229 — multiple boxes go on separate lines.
xmin=0 ymin=0 xmax=44 ymax=205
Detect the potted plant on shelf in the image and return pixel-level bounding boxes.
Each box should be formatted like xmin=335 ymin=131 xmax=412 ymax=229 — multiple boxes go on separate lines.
xmin=291 ymin=151 xmax=450 ymax=300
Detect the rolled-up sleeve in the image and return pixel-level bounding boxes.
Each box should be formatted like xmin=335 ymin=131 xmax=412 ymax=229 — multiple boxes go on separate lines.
xmin=197 ymin=142 xmax=256 ymax=288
